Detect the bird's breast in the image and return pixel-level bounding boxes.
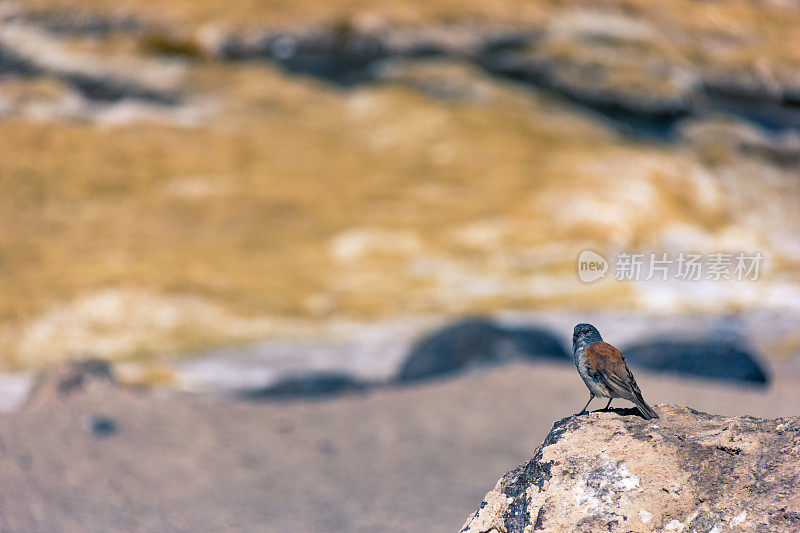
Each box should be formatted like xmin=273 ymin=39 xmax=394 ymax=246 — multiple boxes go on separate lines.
xmin=573 ymin=346 xmax=613 ymax=397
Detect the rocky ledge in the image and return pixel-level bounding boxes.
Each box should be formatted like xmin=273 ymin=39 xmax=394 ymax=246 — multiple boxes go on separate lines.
xmin=461 ymin=405 xmax=799 ymax=532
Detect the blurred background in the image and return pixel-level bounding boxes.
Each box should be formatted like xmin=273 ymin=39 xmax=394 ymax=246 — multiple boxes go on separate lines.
xmin=0 ymin=0 xmax=799 ymax=531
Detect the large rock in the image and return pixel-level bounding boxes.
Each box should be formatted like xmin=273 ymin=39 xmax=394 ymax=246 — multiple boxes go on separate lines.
xmin=461 ymin=405 xmax=800 ymax=532
xmin=26 ymin=358 xmax=115 ymax=408
xmin=622 ymin=338 xmax=769 ymax=386
xmin=238 ymin=371 xmax=368 ymax=400
xmin=396 ymin=317 xmax=568 ymax=383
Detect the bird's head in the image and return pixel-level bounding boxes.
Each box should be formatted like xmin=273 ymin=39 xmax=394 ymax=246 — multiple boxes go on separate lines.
xmin=573 ymin=323 xmax=602 ymax=346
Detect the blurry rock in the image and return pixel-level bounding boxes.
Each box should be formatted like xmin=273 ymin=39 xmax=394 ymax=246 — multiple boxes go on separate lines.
xmin=0 ymin=40 xmax=37 ymax=75
xmin=83 ymin=415 xmax=118 ymax=437
xmin=194 ymin=13 xmax=800 ymax=138
xmin=396 ymin=317 xmax=568 ymax=382
xmin=375 ymin=60 xmax=494 ymax=101
xmin=212 ymin=23 xmax=386 ymax=85
xmin=53 ymin=359 xmax=114 ymax=394
xmin=739 ymin=130 xmax=800 ymax=167
xmin=17 ymin=9 xmax=143 ymax=36
xmin=27 ymin=359 xmax=115 ymax=408
xmin=462 ymin=405 xmax=800 ymax=532
xmin=239 ymin=372 xmax=367 ymax=400
xmin=479 ymin=44 xmax=693 ymax=124
xmin=622 ymin=338 xmax=768 ymax=386
xmin=678 ymin=117 xmax=800 ymax=167
xmin=0 ymin=23 xmax=183 ymax=105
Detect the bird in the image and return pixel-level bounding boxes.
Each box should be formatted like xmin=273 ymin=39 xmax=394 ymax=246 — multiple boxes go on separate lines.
xmin=572 ymin=323 xmax=659 ymax=419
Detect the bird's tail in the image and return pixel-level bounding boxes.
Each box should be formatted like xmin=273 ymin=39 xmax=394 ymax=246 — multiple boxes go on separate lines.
xmin=632 ymin=393 xmax=659 ymax=419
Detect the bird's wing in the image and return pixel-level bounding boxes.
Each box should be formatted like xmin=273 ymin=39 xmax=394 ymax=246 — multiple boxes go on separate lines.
xmin=584 ymin=341 xmax=642 ymax=397
xmin=585 ymin=341 xmax=659 ymax=419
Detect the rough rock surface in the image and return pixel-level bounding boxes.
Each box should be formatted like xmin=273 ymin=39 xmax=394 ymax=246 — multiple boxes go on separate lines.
xmin=462 ymin=405 xmax=800 ymax=532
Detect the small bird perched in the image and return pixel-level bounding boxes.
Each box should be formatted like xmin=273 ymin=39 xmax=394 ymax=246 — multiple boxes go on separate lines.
xmin=572 ymin=323 xmax=659 ymax=419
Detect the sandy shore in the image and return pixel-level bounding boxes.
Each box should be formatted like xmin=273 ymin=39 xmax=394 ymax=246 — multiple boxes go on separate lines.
xmin=0 ymin=360 xmax=798 ymax=532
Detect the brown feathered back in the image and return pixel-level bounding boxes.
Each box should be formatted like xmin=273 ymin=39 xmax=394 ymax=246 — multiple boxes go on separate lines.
xmin=584 ymin=341 xmax=659 ymax=419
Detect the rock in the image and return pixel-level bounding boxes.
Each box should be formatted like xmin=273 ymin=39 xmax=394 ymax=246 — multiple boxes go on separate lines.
xmin=461 ymin=405 xmax=800 ymax=532
xmin=15 ymin=9 xmax=144 ymax=37
xmin=478 ymin=45 xmax=693 ymax=124
xmin=238 ymin=372 xmax=368 ymax=400
xmin=678 ymin=118 xmax=800 ymax=168
xmin=622 ymin=338 xmax=768 ymax=386
xmin=396 ymin=317 xmax=568 ymax=383
xmin=0 ymin=23 xmax=183 ymax=105
xmin=375 ymin=60 xmax=494 ymax=102
xmin=211 ymin=24 xmax=386 ymax=86
xmin=55 ymin=359 xmax=115 ymax=393
xmin=184 ymin=13 xmax=800 ymax=137
xmin=26 ymin=359 xmax=115 ymax=408
xmin=0 ymin=40 xmax=37 ymax=75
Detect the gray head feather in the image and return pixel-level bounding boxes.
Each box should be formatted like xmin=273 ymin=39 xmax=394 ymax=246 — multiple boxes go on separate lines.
xmin=573 ymin=323 xmax=603 ymax=349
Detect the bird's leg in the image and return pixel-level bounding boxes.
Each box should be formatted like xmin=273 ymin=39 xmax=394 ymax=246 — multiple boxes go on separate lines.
xmin=603 ymin=398 xmax=613 ymax=411
xmin=577 ymin=394 xmax=594 ymax=415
